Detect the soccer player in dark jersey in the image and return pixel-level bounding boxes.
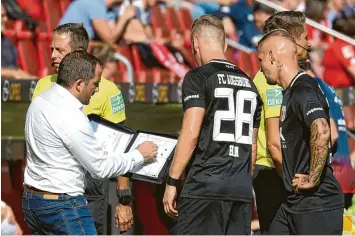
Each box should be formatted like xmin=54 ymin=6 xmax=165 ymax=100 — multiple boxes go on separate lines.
xmin=258 ymin=29 xmax=344 ymax=235
xmin=162 ymin=14 xmax=262 ymax=235
xmin=252 ymin=11 xmax=310 ymax=234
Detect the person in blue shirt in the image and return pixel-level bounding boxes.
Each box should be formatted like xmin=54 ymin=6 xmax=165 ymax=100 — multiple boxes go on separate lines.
xmin=59 ymin=0 xmax=136 ymax=44
xmin=299 ymin=60 xmax=355 ymax=210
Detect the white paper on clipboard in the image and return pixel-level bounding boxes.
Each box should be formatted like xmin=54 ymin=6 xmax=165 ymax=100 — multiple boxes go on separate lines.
xmin=90 ymin=120 xmax=133 ymax=157
xmin=127 ymin=133 xmax=178 ymax=178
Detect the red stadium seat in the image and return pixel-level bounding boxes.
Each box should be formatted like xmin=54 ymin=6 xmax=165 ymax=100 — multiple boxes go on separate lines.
xmin=114 ymin=46 xmax=136 ymax=83
xmin=151 ymin=6 xmax=170 ymax=41
xmin=237 ymin=50 xmax=259 ymax=78
xmin=16 ymin=31 xmax=41 ymax=76
xmin=58 ymin=0 xmax=72 ymax=16
xmin=177 ymin=8 xmax=193 ymax=41
xmin=42 ymin=0 xmax=61 ymax=35
xmin=225 ymin=46 xmax=238 ymax=67
xmin=165 ymin=7 xmax=183 ymax=39
xmin=131 ymin=44 xmax=155 ymax=83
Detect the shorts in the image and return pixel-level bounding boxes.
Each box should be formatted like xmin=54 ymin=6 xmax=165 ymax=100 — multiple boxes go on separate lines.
xmin=253 ymin=165 xmax=287 ymax=233
xmin=171 ymin=197 xmax=251 ymax=235
xmin=268 ymin=203 xmax=344 ymax=235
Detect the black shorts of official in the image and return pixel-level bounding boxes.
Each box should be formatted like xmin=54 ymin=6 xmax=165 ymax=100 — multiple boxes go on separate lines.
xmin=268 ymin=203 xmax=344 ymax=235
xmin=171 ymin=197 xmax=251 ymax=235
xmin=253 ymin=165 xmax=287 ymax=234
xmin=84 ymin=173 xmax=110 ymax=235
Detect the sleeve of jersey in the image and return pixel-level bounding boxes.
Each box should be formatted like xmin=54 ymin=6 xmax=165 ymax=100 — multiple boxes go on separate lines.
xmin=182 ymin=71 xmax=206 ymax=112
xmin=102 ymin=88 xmax=126 ymax=124
xmin=264 ymin=87 xmax=282 ymax=119
xmin=294 ymin=85 xmax=329 ymax=128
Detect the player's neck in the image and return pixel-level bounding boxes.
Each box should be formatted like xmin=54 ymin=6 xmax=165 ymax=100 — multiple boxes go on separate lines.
xmin=202 ymin=51 xmax=226 ymax=65
xmin=280 ymin=67 xmax=300 ymax=89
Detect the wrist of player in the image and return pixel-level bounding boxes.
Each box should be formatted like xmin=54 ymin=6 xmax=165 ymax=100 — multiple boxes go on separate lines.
xmin=117 ymin=189 xmax=133 ymax=205
xmin=166 ymin=176 xmax=179 ymax=186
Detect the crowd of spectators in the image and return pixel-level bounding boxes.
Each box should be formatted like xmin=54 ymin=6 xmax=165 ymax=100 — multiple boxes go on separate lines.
xmin=1 ymin=0 xmax=355 ymax=86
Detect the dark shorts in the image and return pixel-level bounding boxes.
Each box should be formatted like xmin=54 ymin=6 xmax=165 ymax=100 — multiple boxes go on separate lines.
xmin=84 ymin=173 xmax=110 ymax=235
xmin=268 ymin=203 xmax=344 ymax=235
xmin=253 ymin=165 xmax=287 ymax=234
xmin=171 ymin=197 xmax=251 ymax=235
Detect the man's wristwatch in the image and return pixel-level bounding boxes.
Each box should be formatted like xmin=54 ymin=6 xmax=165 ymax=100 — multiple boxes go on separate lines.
xmin=166 ymin=176 xmax=179 ymax=186
xmin=116 ymin=189 xmax=133 ymax=206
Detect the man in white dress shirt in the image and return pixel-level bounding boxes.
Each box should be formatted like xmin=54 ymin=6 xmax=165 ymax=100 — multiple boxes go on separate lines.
xmin=22 ymin=51 xmax=158 ymax=235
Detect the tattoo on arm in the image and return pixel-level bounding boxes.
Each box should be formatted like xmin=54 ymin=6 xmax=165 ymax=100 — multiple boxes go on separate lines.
xmin=309 ymin=118 xmax=330 ymax=186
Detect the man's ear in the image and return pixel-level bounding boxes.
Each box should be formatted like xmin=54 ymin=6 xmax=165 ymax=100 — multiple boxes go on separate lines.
xmin=74 ymin=79 xmax=85 ymax=92
xmin=268 ymin=51 xmax=275 ymax=65
xmin=193 ymin=37 xmax=199 ymax=52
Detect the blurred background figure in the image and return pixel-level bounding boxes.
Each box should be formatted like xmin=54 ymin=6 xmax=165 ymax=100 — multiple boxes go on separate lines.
xmin=1 ymin=201 xmax=22 ymax=235
xmin=1 ymin=3 xmax=37 ymax=79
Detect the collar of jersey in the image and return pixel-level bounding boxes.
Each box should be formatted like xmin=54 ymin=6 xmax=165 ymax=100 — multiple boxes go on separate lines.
xmin=208 ymin=59 xmax=235 ymax=67
xmin=289 ymin=71 xmax=307 ymax=88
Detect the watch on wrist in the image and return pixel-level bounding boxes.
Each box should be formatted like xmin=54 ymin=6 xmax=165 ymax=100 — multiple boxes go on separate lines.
xmin=166 ymin=176 xmax=179 ymax=186
xmin=116 ymin=189 xmax=133 ymax=205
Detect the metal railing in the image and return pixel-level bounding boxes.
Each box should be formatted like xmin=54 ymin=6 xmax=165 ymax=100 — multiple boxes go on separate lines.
xmin=256 ymin=0 xmax=355 ymax=46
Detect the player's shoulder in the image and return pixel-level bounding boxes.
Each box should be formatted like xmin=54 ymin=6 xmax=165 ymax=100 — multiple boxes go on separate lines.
xmin=293 ymin=72 xmax=318 ymax=90
xmin=38 ymin=74 xmax=58 ymax=84
xmin=98 ymin=77 xmax=121 ymax=94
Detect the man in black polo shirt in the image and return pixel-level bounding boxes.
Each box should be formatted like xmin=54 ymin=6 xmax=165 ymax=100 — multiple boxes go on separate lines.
xmin=258 ymin=29 xmax=344 ymax=235
xmin=162 ymin=14 xmax=262 ymax=235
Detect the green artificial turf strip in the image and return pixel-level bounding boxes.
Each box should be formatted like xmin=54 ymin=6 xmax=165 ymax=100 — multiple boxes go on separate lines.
xmin=1 ymin=103 xmax=183 ymax=139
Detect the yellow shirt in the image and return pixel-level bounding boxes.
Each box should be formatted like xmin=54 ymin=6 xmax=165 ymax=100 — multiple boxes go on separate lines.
xmin=32 ymin=74 xmax=126 ymax=123
xmin=253 ymin=70 xmax=282 ymax=168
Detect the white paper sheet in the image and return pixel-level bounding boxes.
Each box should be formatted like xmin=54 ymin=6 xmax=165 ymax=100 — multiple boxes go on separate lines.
xmin=91 ymin=120 xmax=133 ymax=157
xmin=128 ymin=133 xmax=177 ymax=178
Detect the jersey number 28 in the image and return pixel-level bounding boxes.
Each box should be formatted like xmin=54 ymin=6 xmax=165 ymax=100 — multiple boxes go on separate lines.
xmin=213 ymin=88 xmax=257 ymax=145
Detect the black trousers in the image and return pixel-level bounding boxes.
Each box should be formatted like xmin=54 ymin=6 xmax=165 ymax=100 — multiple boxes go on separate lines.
xmin=268 ymin=203 xmax=344 ymax=235
xmin=171 ymin=197 xmax=251 ymax=235
xmin=84 ymin=173 xmax=110 ymax=235
xmin=253 ymin=165 xmax=287 ymax=234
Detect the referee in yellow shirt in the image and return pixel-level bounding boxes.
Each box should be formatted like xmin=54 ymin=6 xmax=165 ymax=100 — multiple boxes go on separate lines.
xmin=32 ymin=23 xmax=126 ymax=235
xmin=252 ymin=11 xmax=311 ymax=234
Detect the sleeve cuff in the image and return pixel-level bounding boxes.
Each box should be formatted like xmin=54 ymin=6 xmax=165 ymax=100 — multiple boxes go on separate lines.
xmin=130 ymin=149 xmax=144 ymax=166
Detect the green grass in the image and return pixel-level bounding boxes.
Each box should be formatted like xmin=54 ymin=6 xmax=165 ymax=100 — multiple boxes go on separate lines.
xmin=1 ymin=103 xmax=183 ymax=139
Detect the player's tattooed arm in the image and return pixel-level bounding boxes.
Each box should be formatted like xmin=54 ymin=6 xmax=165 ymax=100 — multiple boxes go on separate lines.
xmin=251 ymin=128 xmax=258 ymax=176
xmin=309 ymin=118 xmax=330 ymax=186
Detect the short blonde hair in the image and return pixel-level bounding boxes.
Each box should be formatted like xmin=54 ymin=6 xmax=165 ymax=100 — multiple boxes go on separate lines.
xmin=191 ymin=14 xmax=225 ymax=48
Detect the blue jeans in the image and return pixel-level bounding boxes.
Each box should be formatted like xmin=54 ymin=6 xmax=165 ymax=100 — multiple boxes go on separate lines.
xmin=22 ymin=190 xmax=97 ymax=235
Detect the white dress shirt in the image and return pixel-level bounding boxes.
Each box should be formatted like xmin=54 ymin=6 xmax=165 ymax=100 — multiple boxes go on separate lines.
xmin=24 ymin=83 xmax=144 ymax=196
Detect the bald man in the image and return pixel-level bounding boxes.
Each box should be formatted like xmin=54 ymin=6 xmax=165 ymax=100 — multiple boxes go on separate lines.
xmin=162 ymin=15 xmax=262 ymax=235
xmin=258 ymin=29 xmax=344 ymax=235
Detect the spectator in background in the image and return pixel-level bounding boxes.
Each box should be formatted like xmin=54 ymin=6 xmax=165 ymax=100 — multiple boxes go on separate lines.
xmin=326 ymin=0 xmax=346 ymax=26
xmin=91 ymin=45 xmax=118 ymax=82
xmin=345 ymin=0 xmax=355 ymax=16
xmin=323 ymin=14 xmax=355 ymax=87
xmin=1 ymin=201 xmax=22 ymax=235
xmin=1 ymin=3 xmax=36 ymax=79
xmin=59 ymin=0 xmax=136 ymax=45
xmin=304 ymin=0 xmax=333 ymax=78
xmin=238 ymin=3 xmax=274 ymax=50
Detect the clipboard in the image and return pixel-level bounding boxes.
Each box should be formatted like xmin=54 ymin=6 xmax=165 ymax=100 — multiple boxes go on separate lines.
xmin=88 ymin=114 xmax=178 ymax=184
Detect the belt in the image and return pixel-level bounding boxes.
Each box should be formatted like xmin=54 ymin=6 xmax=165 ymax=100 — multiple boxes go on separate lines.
xmin=24 ymin=185 xmax=62 ymax=199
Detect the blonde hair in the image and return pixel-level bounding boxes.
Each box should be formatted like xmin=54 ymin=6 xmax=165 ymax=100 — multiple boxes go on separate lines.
xmin=191 ymin=14 xmax=225 ymax=48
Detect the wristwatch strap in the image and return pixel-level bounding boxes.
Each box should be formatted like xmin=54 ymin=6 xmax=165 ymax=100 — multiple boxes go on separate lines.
xmin=116 ymin=189 xmax=131 ymax=197
xmin=166 ymin=176 xmax=179 ymax=186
